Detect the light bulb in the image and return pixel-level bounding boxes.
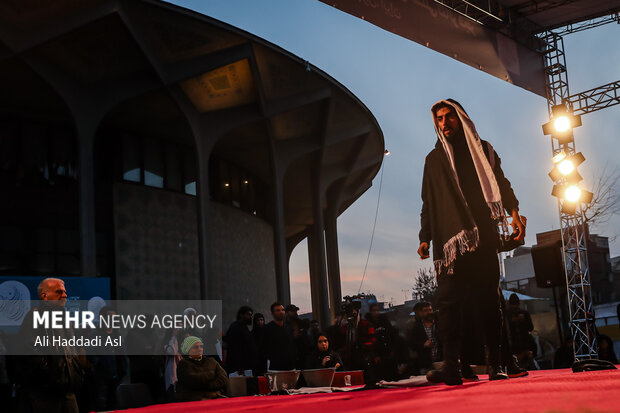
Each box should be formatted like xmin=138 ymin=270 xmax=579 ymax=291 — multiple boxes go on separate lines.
xmin=565 ymin=185 xmax=581 ymax=203
xmin=553 ymin=116 xmax=570 ymax=133
xmin=557 ymin=159 xmax=575 ymax=175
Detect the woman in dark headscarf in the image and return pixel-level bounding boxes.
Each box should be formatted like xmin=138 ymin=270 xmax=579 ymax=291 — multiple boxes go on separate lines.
xmin=305 ymin=334 xmax=344 ymax=370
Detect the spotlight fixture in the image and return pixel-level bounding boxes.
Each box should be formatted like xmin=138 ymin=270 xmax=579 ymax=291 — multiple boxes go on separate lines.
xmin=551 ymin=183 xmax=594 ymax=214
xmin=548 ymin=152 xmax=585 ymax=183
xmin=565 ymin=185 xmax=582 ymax=203
xmin=542 ymin=103 xmax=582 ymax=143
xmin=553 ymin=116 xmax=571 ymax=133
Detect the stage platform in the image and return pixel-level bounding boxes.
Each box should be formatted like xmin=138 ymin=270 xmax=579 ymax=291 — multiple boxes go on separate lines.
xmin=123 ymin=368 xmax=620 ymax=413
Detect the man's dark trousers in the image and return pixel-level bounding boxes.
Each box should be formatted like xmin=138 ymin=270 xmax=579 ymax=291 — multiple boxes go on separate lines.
xmin=436 ymin=246 xmax=502 ymax=370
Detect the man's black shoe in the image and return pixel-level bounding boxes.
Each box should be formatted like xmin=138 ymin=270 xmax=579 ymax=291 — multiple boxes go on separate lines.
xmin=507 ymin=356 xmax=529 ymax=378
xmin=461 ymin=364 xmax=479 ymax=382
xmin=442 ymin=365 xmax=463 ymax=386
xmin=488 ymin=365 xmax=509 ymax=381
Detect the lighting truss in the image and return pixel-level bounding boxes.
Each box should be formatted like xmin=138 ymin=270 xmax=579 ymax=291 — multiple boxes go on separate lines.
xmin=559 ymin=207 xmax=597 ymax=359
xmin=553 ymin=12 xmax=620 ymax=36
xmin=537 ymin=30 xmax=598 ymax=361
xmin=568 ymin=81 xmax=620 ymax=116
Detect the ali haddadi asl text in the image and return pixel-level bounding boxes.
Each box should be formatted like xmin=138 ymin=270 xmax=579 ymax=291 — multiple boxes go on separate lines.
xmin=34 ymin=334 xmax=122 ymax=348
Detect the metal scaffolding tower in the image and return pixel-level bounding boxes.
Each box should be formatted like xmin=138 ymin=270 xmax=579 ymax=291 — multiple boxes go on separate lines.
xmin=537 ymin=30 xmax=598 ymax=360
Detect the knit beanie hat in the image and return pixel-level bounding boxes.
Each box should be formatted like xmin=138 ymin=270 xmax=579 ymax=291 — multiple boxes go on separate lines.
xmin=181 ymin=336 xmax=203 ymax=355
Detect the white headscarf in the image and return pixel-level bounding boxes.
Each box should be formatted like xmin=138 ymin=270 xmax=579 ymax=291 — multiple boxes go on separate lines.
xmin=431 ymin=99 xmax=505 ymax=221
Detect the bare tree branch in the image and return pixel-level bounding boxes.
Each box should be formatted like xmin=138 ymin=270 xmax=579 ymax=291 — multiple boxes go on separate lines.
xmin=582 ymin=165 xmax=620 ymax=232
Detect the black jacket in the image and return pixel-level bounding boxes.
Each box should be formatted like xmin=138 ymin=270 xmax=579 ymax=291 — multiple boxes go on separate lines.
xmin=17 ymin=306 xmax=84 ymax=393
xmin=406 ymin=318 xmax=441 ymax=372
xmin=176 ymin=356 xmax=228 ymax=401
xmin=224 ymin=320 xmax=258 ymax=374
xmin=260 ymin=321 xmax=297 ymax=370
xmin=305 ymin=349 xmax=344 ymax=370
xmin=420 ymin=139 xmax=518 ymax=272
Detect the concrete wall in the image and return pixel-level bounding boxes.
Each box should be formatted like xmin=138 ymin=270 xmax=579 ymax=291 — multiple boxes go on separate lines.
xmin=207 ymin=202 xmax=277 ymax=327
xmin=113 ymin=183 xmax=277 ymax=326
xmin=114 ymin=183 xmax=201 ymax=300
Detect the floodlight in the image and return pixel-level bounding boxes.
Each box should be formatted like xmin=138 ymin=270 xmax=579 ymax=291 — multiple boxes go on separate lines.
xmin=548 ymin=152 xmax=586 ymax=183
xmin=557 ymin=159 xmax=575 ymax=175
xmin=552 ymin=183 xmax=594 ymax=210
xmin=552 ymin=152 xmax=567 ymax=164
xmin=565 ymin=185 xmax=582 ymax=203
xmin=553 ymin=116 xmax=571 ymax=133
xmin=542 ymin=104 xmax=582 ymax=142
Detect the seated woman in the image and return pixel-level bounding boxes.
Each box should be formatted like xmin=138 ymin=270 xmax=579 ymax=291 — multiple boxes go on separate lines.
xmin=176 ymin=336 xmax=228 ymax=401
xmin=305 ymin=334 xmax=344 ymax=370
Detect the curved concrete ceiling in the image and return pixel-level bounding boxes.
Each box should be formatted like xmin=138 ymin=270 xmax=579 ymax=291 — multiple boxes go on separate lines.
xmin=0 ymin=0 xmax=385 ymax=247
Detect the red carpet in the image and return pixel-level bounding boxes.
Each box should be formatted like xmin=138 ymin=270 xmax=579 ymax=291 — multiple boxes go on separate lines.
xmin=123 ymin=368 xmax=620 ymax=413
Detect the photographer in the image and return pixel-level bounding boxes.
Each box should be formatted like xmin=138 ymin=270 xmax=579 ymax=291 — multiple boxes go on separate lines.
xmin=365 ymin=303 xmax=398 ymax=381
xmin=339 ymin=298 xmax=378 ymax=384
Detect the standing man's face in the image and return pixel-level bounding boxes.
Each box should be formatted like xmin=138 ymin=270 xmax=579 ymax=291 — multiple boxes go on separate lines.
xmin=435 ymin=107 xmax=462 ymax=140
xmin=272 ymin=305 xmax=285 ymax=322
xmin=41 ymin=280 xmax=67 ymax=307
xmin=242 ymin=310 xmax=253 ymax=325
xmin=421 ymin=306 xmax=433 ymax=322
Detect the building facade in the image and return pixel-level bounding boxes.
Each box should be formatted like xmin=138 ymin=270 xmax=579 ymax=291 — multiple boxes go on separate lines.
xmin=0 ymin=0 xmax=384 ymax=327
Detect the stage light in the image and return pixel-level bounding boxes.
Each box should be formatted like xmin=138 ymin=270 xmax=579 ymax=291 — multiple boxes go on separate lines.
xmin=552 ymin=152 xmax=567 ymax=164
xmin=552 ymin=183 xmax=594 ymax=212
xmin=553 ymin=116 xmax=571 ymax=133
xmin=542 ymin=104 xmax=582 ymax=143
xmin=558 ymin=159 xmax=574 ymax=175
xmin=565 ymin=185 xmax=582 ymax=203
xmin=548 ymin=152 xmax=586 ymax=183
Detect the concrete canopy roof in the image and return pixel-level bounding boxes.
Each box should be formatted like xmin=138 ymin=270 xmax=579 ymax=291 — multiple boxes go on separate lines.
xmin=0 ymin=0 xmax=385 ymax=250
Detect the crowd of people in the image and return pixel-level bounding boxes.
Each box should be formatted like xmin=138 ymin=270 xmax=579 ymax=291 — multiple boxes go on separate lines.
xmin=0 ymin=278 xmax=618 ymax=413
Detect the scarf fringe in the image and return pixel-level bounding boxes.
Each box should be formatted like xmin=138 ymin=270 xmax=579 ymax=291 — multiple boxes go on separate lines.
xmin=489 ymin=200 xmax=512 ymax=239
xmin=488 ymin=201 xmax=503 ymax=220
xmin=434 ymin=227 xmax=479 ymax=276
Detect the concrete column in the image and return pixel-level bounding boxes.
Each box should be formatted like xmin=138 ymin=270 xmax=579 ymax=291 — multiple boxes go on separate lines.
xmin=308 ymin=167 xmax=331 ymax=329
xmin=307 ymin=230 xmax=320 ymax=316
xmin=195 ymin=140 xmax=212 ymax=300
xmin=76 ymin=122 xmax=97 ymax=276
xmin=272 ymin=175 xmax=291 ymax=304
xmin=170 ymin=87 xmax=262 ymax=300
xmin=325 ymin=208 xmax=342 ymax=323
xmin=268 ymin=134 xmax=291 ymax=304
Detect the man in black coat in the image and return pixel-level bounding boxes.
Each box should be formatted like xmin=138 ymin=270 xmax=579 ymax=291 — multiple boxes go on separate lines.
xmin=260 ymin=302 xmax=297 ymax=371
xmin=224 ymin=306 xmax=259 ymax=375
xmin=417 ymin=99 xmax=526 ymax=384
xmin=18 ymin=278 xmax=84 ymax=413
xmin=406 ymin=302 xmax=441 ymax=375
